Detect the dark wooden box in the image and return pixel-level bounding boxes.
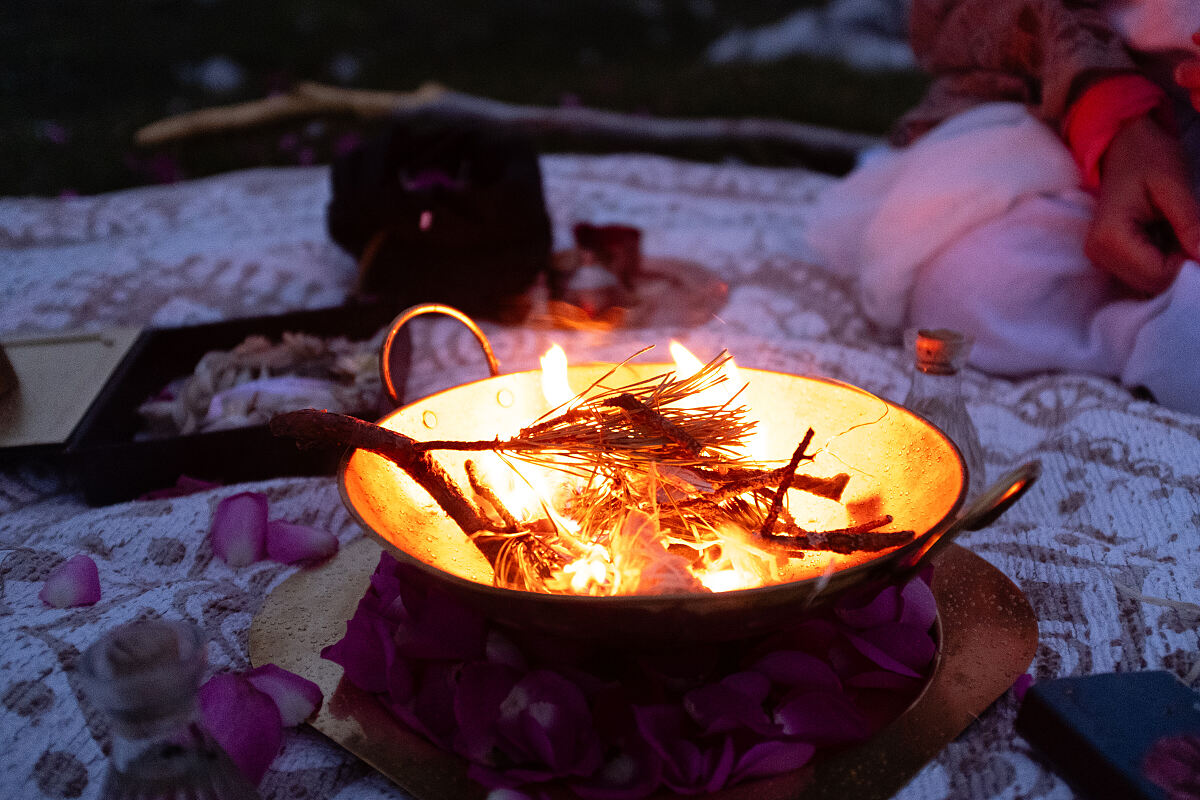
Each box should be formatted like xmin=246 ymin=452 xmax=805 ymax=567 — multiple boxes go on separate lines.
xmin=64 ymin=302 xmax=407 ymax=505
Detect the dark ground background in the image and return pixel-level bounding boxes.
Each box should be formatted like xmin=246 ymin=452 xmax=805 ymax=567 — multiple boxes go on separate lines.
xmin=2 ymin=0 xmax=929 ymax=197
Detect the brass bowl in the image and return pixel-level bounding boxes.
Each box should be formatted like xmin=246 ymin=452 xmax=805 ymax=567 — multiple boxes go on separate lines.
xmin=338 ymin=305 xmax=1037 ymax=647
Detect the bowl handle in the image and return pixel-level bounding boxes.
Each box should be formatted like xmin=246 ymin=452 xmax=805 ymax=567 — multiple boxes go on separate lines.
xmin=379 ymin=303 xmax=501 ymax=406
xmin=899 ymin=459 xmax=1041 ymax=577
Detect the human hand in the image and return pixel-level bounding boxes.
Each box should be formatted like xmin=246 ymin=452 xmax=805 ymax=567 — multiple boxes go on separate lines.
xmin=1174 ymin=31 xmax=1200 ymax=111
xmin=1086 ymin=116 xmax=1200 ymax=295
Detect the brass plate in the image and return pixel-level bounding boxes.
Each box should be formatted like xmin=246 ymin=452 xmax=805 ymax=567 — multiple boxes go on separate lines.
xmin=250 ymin=537 xmax=1037 ymax=799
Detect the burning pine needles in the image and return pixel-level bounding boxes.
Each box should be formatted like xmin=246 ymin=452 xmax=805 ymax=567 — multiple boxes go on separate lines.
xmin=272 ymin=350 xmax=915 ymax=595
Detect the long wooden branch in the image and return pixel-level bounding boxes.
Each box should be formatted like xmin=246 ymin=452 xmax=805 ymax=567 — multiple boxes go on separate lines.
xmin=133 ymin=80 xmax=882 ymax=164
xmin=270 ymin=409 xmax=487 ymax=533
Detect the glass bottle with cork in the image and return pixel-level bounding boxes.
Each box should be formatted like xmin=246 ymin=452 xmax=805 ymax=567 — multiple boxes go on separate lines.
xmin=903 ymin=328 xmax=987 ymax=499
xmin=77 ymin=618 xmax=261 ymax=800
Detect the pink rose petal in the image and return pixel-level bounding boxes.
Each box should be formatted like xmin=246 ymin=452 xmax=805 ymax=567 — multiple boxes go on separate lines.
xmin=497 ymin=670 xmax=603 ymax=778
xmin=480 ymin=790 xmax=540 ymax=800
xmin=730 ymin=739 xmax=815 ymax=784
xmin=210 ymin=492 xmax=268 ymax=567
xmin=853 ymin=623 xmax=937 ymax=672
xmin=199 ymin=672 xmax=283 ymax=785
xmin=773 ymin=690 xmax=871 ymax=745
xmin=703 ymin=735 xmax=737 ymax=794
xmin=454 ymin=661 xmax=523 ymax=763
xmin=899 ymin=575 xmax=938 ymax=630
xmin=486 ymin=629 xmax=528 ymax=670
xmin=683 ymin=671 xmax=774 ymax=735
xmin=634 ymin=705 xmax=735 ymax=793
xmin=835 ymin=585 xmax=900 ymax=628
xmin=569 ymin=740 xmax=663 ymax=799
xmin=245 ymin=663 xmax=323 ymax=727
xmin=1143 ymin=734 xmax=1200 ymax=800
xmin=39 ymin=554 xmax=101 ymax=608
xmin=321 ymin=610 xmax=396 ymax=693
xmin=403 ymin=661 xmax=462 ymax=750
xmin=392 ymin=576 xmax=486 ymax=662
xmin=266 ymin=519 xmax=338 ymax=564
xmin=844 ymin=630 xmax=923 ymax=678
xmin=752 ymin=650 xmax=841 ymax=691
xmin=1011 ymin=673 xmax=1034 ymax=702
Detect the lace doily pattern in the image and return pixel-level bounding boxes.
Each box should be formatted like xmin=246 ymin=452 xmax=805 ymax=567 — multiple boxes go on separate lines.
xmin=1 ymin=156 xmax=1197 ymax=800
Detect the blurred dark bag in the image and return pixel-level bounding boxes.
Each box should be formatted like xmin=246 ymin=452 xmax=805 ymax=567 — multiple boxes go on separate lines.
xmin=327 ymin=119 xmax=553 ymax=320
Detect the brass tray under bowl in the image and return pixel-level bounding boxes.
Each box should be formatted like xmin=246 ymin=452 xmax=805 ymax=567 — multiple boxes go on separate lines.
xmin=250 ymin=536 xmax=1038 ymax=800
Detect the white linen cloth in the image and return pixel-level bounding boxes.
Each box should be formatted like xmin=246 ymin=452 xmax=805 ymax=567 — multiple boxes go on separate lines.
xmin=1 ymin=157 xmax=1198 ymax=800
xmin=804 ymin=102 xmax=1200 ymax=415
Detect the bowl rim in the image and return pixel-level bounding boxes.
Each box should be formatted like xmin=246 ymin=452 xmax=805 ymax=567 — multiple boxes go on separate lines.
xmin=337 ymin=363 xmax=968 ymax=608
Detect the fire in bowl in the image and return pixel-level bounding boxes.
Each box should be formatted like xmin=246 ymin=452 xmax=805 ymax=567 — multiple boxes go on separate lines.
xmin=335 ymin=306 xmax=1037 ymax=648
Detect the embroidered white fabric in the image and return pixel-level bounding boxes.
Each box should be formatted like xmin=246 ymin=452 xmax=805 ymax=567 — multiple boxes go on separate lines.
xmin=1 ymin=157 xmax=1197 ymax=800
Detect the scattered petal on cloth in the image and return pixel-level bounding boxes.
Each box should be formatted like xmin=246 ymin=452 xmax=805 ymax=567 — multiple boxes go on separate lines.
xmin=266 ymin=519 xmax=339 ymax=564
xmin=37 ymin=556 xmax=99 ymax=606
xmin=1011 ymin=673 xmax=1035 ymax=702
xmin=1143 ymin=733 xmax=1200 ymax=800
xmin=199 ymin=672 xmax=284 ymax=785
xmin=210 ymin=491 xmax=268 ymax=566
xmin=38 ymin=554 xmax=101 ymax=608
xmin=245 ymin=663 xmax=324 ymax=727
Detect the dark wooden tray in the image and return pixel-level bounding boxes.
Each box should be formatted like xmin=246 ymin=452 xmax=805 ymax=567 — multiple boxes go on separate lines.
xmin=63 ymin=302 xmax=406 ymax=505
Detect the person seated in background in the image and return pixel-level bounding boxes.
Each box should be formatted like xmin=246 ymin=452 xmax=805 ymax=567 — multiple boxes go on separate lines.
xmin=805 ymin=0 xmax=1200 ymax=415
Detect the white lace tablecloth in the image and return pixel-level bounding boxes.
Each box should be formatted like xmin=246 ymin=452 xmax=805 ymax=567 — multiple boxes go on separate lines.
xmin=1 ymin=156 xmax=1197 ymax=800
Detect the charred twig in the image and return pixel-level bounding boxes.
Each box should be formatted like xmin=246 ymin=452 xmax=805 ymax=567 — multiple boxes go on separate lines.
xmin=757 ymin=429 xmax=816 ymax=537
xmin=692 ymin=466 xmax=849 ymax=504
xmin=603 ymin=392 xmax=703 ymax=456
xmin=765 ymin=515 xmax=916 ymax=554
xmin=270 ymin=409 xmax=487 ymax=533
xmin=465 ymin=459 xmax=522 ymax=531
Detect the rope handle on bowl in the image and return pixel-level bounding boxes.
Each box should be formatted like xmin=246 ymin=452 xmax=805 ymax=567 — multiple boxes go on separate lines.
xmin=380 ymin=303 xmax=501 ymax=407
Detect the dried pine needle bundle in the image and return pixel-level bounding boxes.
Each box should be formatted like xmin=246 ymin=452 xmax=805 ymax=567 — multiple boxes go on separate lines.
xmin=271 ymin=349 xmax=915 ymax=596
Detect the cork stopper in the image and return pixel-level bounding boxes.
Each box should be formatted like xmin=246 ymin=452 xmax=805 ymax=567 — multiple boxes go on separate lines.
xmin=908 ymin=328 xmax=972 ymax=376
